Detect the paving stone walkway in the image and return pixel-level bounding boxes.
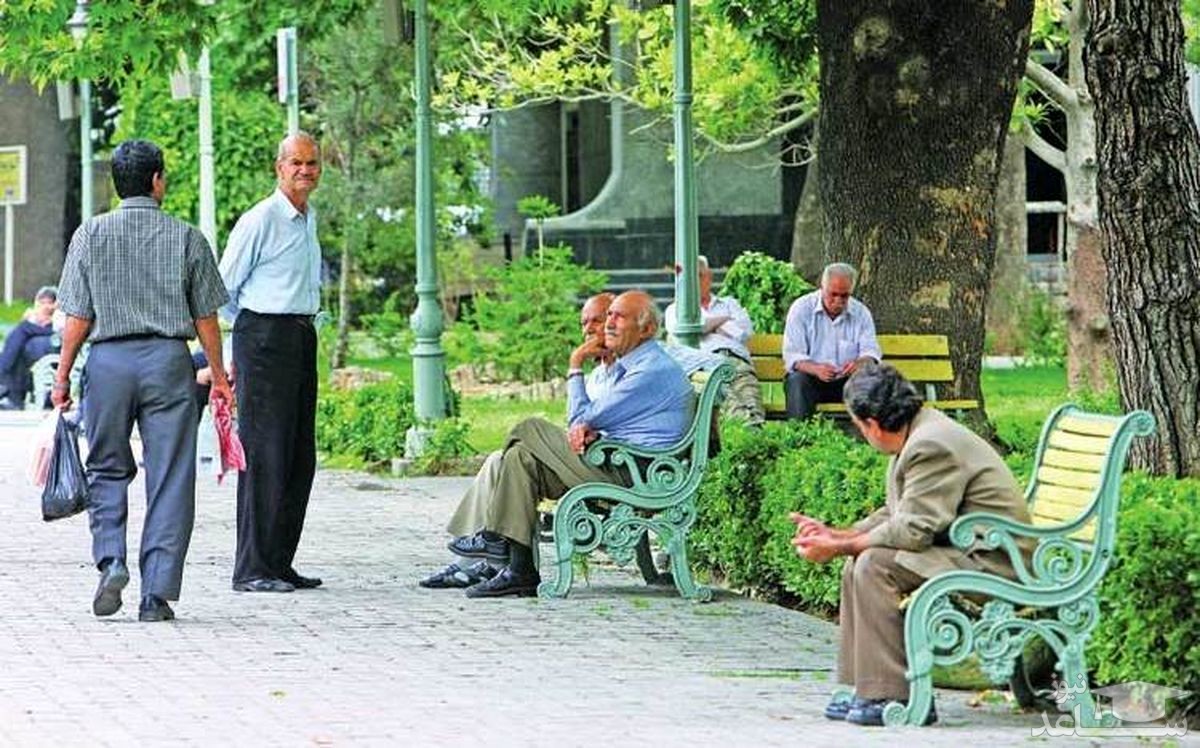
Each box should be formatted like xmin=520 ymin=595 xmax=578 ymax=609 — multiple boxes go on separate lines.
xmin=0 ymin=410 xmax=1188 ymax=746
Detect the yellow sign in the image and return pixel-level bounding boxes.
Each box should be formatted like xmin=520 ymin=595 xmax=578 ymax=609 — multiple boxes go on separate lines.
xmin=0 ymin=146 xmax=27 ymax=205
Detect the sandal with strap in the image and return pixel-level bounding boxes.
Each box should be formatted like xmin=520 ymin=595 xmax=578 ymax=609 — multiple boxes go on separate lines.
xmin=419 ymin=563 xmax=470 ymax=589
xmin=418 ymin=561 xmax=500 ymax=589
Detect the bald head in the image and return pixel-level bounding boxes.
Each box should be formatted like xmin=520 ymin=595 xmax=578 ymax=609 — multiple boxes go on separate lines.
xmin=605 ymin=290 xmax=659 ymax=357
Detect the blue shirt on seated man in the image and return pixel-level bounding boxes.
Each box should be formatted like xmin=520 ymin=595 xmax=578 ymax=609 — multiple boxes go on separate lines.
xmin=426 ymin=290 xmax=694 ymax=598
xmin=0 ymin=286 xmax=60 ymax=410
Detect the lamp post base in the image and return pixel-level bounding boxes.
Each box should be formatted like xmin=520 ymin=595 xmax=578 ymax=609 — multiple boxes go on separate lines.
xmin=404 ymin=424 xmax=435 ymax=459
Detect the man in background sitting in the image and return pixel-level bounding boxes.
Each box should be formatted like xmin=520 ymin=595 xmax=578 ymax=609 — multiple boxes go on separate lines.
xmin=0 ymin=286 xmax=60 ymax=410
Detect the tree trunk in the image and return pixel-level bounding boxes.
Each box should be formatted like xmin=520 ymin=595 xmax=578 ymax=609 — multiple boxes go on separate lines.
xmin=988 ymin=131 xmax=1029 ymax=355
xmin=1085 ymin=0 xmax=1200 ymax=477
xmin=790 ymin=117 xmax=825 ymax=284
xmin=1066 ymin=223 xmax=1109 ymax=390
xmin=1061 ymin=1 xmax=1111 ymax=393
xmin=332 ymin=233 xmax=353 ymax=370
xmin=816 ymin=0 xmax=1035 ymax=426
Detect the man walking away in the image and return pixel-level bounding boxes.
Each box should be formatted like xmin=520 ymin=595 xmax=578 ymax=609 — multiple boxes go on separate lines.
xmin=53 ymin=139 xmax=232 ymax=622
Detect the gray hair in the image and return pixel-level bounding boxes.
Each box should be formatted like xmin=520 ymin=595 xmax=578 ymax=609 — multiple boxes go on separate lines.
xmin=843 ymin=362 xmax=923 ymax=431
xmin=697 ymin=255 xmax=710 ymax=272
xmin=276 ymin=131 xmax=319 ymax=162
xmin=639 ymin=299 xmax=662 ymax=330
xmin=33 ymin=285 xmax=57 ymax=302
xmin=821 ymin=262 xmax=858 ymax=290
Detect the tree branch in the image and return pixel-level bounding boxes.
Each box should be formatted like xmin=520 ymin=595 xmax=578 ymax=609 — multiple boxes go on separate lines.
xmin=1025 ymin=57 xmax=1078 ymax=111
xmin=698 ymin=108 xmax=817 ymax=154
xmin=1021 ymin=121 xmax=1066 ymax=173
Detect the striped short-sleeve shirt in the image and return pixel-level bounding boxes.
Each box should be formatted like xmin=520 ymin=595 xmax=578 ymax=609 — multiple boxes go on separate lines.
xmin=57 ymin=197 xmax=229 ymax=342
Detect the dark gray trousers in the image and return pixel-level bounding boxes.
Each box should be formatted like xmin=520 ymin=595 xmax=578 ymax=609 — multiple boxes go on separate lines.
xmin=84 ymin=337 xmax=198 ymax=600
xmin=784 ymin=371 xmax=848 ymax=420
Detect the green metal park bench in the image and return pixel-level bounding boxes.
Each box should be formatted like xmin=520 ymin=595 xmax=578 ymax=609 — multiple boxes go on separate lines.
xmin=846 ymin=403 xmax=1155 ymax=727
xmin=537 ymin=361 xmax=735 ymax=602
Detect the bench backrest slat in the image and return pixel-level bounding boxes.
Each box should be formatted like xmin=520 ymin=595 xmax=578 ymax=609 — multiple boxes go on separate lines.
xmin=1026 ymin=406 xmax=1155 ymax=551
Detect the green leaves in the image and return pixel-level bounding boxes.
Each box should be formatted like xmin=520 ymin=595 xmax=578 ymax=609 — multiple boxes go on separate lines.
xmin=467 ymin=246 xmax=607 ymax=383
xmin=719 ymin=251 xmax=812 ymax=335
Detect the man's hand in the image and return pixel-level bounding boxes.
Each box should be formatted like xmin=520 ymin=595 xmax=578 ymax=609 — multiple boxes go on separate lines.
xmin=209 ymin=371 xmax=235 ymax=412
xmin=569 ymin=336 xmax=607 ymax=370
xmin=837 ymin=356 xmax=874 ymax=378
xmin=568 ymin=423 xmax=598 ymax=454
xmin=789 ymin=512 xmax=832 ymax=539
xmin=703 ymin=315 xmax=731 ymax=334
xmin=50 ymin=380 xmax=72 ymax=411
xmin=792 ymin=532 xmax=841 ymax=564
xmin=798 ymin=361 xmax=839 ymax=382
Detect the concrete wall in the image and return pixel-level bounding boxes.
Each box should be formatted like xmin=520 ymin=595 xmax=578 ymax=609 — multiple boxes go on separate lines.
xmin=0 ymin=77 xmax=74 ymax=301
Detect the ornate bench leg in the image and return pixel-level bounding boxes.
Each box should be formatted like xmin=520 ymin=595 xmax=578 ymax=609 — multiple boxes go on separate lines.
xmin=537 ymin=508 xmax=580 ymax=599
xmin=665 ymin=532 xmax=712 ymax=602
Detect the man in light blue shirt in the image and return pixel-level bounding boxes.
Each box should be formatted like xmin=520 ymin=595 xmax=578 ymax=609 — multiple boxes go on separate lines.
xmin=782 ymin=263 xmax=881 ymax=419
xmin=218 ymin=132 xmax=325 ymax=594
xmin=430 ymin=291 xmax=693 ymax=598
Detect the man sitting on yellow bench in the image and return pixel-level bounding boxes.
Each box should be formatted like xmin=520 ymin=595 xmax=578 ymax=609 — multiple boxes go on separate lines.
xmin=782 ymin=263 xmax=880 ymax=420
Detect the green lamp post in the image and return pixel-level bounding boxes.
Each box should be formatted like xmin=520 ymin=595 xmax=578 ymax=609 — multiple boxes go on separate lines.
xmin=406 ymin=0 xmax=448 ymax=457
xmin=66 ymin=0 xmax=92 ymax=221
xmin=670 ymin=0 xmax=701 ymax=348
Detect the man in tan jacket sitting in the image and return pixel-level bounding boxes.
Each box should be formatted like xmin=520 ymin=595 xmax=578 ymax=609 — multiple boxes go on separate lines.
xmin=790 ymin=363 xmax=1031 ymax=727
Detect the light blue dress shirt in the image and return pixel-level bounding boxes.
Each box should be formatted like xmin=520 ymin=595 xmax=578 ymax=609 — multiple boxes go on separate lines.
xmin=782 ymin=290 xmax=882 ymax=374
xmin=567 ymin=340 xmax=694 ymax=449
xmin=219 ymin=189 xmax=322 ymax=319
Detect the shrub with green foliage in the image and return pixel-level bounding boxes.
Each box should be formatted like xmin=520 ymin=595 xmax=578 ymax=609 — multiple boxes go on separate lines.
xmin=468 ymin=246 xmax=606 ymax=382
xmin=1090 ymin=472 xmax=1200 ymax=721
xmin=719 ymin=251 xmax=813 ymax=334
xmin=316 ymin=378 xmax=415 ymax=465
xmin=693 ymin=419 xmax=884 ymax=603
xmin=1016 ymin=288 xmax=1066 ymax=367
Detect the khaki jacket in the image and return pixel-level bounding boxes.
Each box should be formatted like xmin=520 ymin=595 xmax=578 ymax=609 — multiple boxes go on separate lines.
xmin=853 ymin=409 xmax=1032 ymax=580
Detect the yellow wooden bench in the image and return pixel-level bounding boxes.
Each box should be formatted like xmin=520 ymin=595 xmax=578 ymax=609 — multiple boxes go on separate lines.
xmin=747 ymin=333 xmax=979 ymax=417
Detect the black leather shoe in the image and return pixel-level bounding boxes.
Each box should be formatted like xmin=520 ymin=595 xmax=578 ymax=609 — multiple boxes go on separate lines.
xmin=93 ymin=559 xmax=130 ymax=617
xmin=464 ymin=566 xmax=540 ymax=598
xmin=282 ymin=572 xmax=323 ymax=589
xmin=824 ymin=697 xmax=871 ymax=721
xmin=138 ymin=595 xmax=175 ymax=622
xmin=232 ymin=577 xmax=296 ymax=593
xmin=845 ymin=698 xmax=937 ymax=727
xmin=447 ymin=532 xmax=510 ymax=562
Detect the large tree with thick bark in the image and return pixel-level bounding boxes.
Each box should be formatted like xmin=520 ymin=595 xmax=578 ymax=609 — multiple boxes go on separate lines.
xmin=1085 ymin=0 xmax=1200 ymax=476
xmin=816 ymin=0 xmax=1035 ymax=424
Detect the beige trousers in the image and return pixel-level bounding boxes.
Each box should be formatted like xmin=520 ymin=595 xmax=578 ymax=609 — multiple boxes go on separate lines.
xmin=837 ymin=548 xmax=942 ymax=700
xmin=445 ymin=418 xmax=626 ymax=547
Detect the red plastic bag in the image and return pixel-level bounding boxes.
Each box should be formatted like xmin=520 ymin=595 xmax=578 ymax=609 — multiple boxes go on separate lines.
xmin=27 ymin=414 xmax=56 ymax=488
xmin=212 ymin=397 xmax=246 ymax=484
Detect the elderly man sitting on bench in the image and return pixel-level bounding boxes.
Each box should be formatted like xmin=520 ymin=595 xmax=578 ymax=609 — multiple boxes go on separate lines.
xmin=420 ymin=290 xmax=694 ymax=598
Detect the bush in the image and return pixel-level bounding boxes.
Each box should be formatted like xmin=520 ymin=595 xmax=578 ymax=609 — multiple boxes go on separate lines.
xmin=719 ymin=251 xmax=813 ymax=334
xmin=758 ymin=422 xmax=887 ymax=614
xmin=468 ymin=246 xmax=607 ymax=382
xmin=693 ymin=418 xmax=884 ymax=604
xmin=1016 ymin=288 xmax=1066 ymax=367
xmin=1090 ymin=472 xmax=1200 ymax=721
xmin=316 ymin=378 xmax=415 ymax=466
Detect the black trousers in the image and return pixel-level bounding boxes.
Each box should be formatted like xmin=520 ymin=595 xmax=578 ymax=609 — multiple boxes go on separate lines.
xmin=232 ymin=311 xmax=318 ymax=584
xmin=784 ymin=371 xmax=848 ymax=420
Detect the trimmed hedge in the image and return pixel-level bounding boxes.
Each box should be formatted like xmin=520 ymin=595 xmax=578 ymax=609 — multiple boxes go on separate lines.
xmin=693 ymin=417 xmax=1200 ymax=719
